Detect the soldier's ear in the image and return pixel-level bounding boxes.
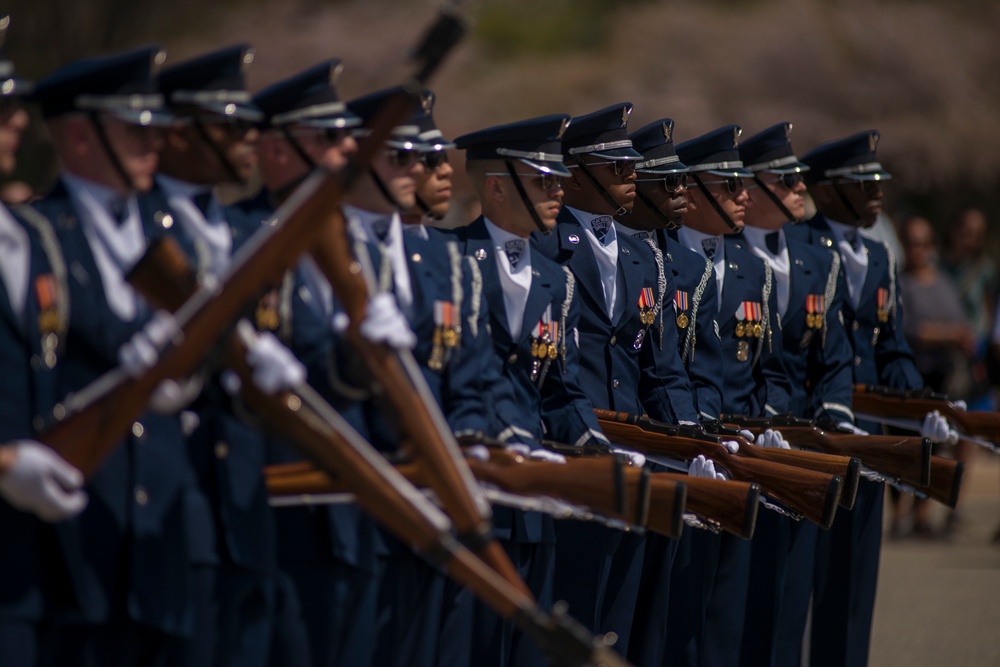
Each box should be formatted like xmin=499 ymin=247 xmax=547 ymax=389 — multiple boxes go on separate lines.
xmin=564 ymin=170 xmax=584 ymax=192
xmin=486 ymin=175 xmax=505 ymax=202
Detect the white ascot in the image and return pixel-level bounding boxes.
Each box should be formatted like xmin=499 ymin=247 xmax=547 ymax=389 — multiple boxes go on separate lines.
xmin=156 ymin=174 xmax=233 ymax=275
xmin=0 ymin=203 xmax=30 ymax=328
xmin=742 ymin=226 xmax=790 ymax=317
xmin=62 ymin=173 xmax=145 ymax=321
xmin=485 ymin=217 xmax=532 ymax=340
xmin=345 ymin=205 xmax=413 ymax=314
xmin=826 ymin=218 xmax=868 ymax=309
xmin=569 ymin=206 xmax=622 ymax=322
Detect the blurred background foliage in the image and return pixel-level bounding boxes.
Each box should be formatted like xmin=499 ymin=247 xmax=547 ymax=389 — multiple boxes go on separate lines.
xmin=4 ymin=0 xmax=1000 ymax=231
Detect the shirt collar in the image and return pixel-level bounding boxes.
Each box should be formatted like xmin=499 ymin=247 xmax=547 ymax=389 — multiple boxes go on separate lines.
xmin=614 ymin=221 xmax=654 ymax=240
xmin=484 ymin=216 xmax=532 ymax=273
xmin=567 ymin=206 xmax=618 ymax=246
xmin=157 ymin=173 xmax=214 ymax=202
xmin=61 ymin=172 xmax=130 ymax=215
xmin=345 ymin=205 xmax=401 ymax=245
xmin=677 ymin=225 xmax=724 ymax=257
xmin=741 ymin=225 xmax=783 ymax=255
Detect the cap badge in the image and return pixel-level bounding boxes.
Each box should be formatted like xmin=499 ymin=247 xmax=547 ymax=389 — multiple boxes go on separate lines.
xmin=662 ymin=120 xmax=673 ymax=143
xmin=785 ymin=123 xmax=793 ymax=141
xmin=621 ymin=106 xmax=629 ymax=128
xmin=733 ymin=126 xmax=742 ymax=148
xmin=557 ymin=117 xmax=569 ymax=139
xmin=869 ymin=132 xmax=878 ymax=152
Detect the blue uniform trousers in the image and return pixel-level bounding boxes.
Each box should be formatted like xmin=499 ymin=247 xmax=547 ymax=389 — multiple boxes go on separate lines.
xmin=810 ymin=479 xmax=883 ymax=667
xmin=626 ymin=533 xmax=678 ymax=667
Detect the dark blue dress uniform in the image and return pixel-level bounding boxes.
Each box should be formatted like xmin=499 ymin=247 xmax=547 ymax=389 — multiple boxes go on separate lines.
xmin=25 ymin=46 xmax=215 ymax=666
xmin=736 ymin=123 xmax=855 ymax=667
xmin=664 ymin=126 xmax=792 ymax=667
xmin=530 ymin=103 xmax=695 ymax=657
xmin=344 ymin=87 xmax=497 ymax=667
xmin=793 ymin=131 xmax=922 ymax=667
xmin=241 ymin=62 xmax=385 ymax=667
xmin=0 ymin=204 xmax=75 ymax=666
xmin=150 ymin=44 xmax=282 ymax=667
xmin=0 ymin=34 xmax=66 ymax=667
xmin=449 ymin=111 xmax=612 ymax=667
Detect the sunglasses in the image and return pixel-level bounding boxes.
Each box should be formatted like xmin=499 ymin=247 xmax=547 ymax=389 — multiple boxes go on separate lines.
xmin=485 ymin=171 xmax=566 ymax=192
xmin=771 ymin=172 xmax=804 ymax=190
xmin=837 ymin=178 xmax=882 ymax=195
xmin=421 ymin=150 xmax=449 ymax=170
xmin=289 ymin=126 xmax=353 ymax=145
xmin=636 ymin=172 xmax=689 ymax=193
xmin=385 ymin=147 xmax=422 ymax=169
xmin=698 ymin=176 xmax=746 ymax=195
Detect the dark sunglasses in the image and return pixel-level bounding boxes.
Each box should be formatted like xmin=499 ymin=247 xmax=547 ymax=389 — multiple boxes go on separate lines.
xmin=636 ymin=172 xmax=688 ymax=193
xmin=421 ymin=150 xmax=449 ymax=170
xmin=772 ymin=172 xmax=804 ymax=189
xmin=699 ymin=176 xmax=746 ymax=195
xmin=385 ymin=147 xmax=422 ymax=169
xmin=484 ymin=171 xmax=565 ymax=191
xmin=838 ymin=178 xmax=882 ymax=195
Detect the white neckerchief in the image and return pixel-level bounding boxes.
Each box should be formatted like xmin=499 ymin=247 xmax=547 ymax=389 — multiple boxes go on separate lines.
xmin=484 ymin=217 xmax=532 ymax=340
xmin=62 ymin=173 xmax=144 ymax=321
xmin=0 ymin=203 xmax=29 ymax=327
xmin=678 ymin=226 xmax=726 ymax=311
xmin=826 ymin=218 xmax=868 ymax=309
xmin=345 ymin=205 xmax=413 ymax=313
xmin=156 ymin=174 xmax=232 ymax=275
xmin=742 ymin=225 xmax=790 ymax=317
xmin=569 ymin=206 xmax=621 ymax=321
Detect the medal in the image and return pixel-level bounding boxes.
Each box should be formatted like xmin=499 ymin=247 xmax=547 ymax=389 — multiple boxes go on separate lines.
xmin=638 ymin=287 xmax=656 ymax=329
xmin=674 ymin=290 xmax=689 ymax=329
xmin=735 ymin=321 xmax=746 ymax=338
xmin=752 ymin=323 xmax=763 ymax=338
xmin=531 ymin=339 xmax=539 ymax=358
xmin=806 ymin=294 xmax=825 ymax=330
xmin=428 ymin=327 xmax=444 ymax=371
xmin=536 ymin=341 xmax=549 ymax=359
xmin=876 ymin=288 xmax=890 ymax=323
xmin=736 ymin=340 xmax=750 ymax=362
xmin=255 ymin=290 xmax=281 ymax=331
xmin=547 ymin=344 xmax=558 ymax=360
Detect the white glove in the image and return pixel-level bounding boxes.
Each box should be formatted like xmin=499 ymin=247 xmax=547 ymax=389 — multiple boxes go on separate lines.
xmin=332 ymin=293 xmax=417 ymax=350
xmin=837 ymin=421 xmax=869 ymax=436
xmin=611 ymin=447 xmax=646 ymax=468
xmin=505 ymin=443 xmax=532 ymax=458
xmin=0 ymin=441 xmax=88 ymax=522
xmin=118 ymin=311 xmax=179 ymax=378
xmin=688 ymin=454 xmax=726 ymax=480
xmin=755 ymin=429 xmax=791 ymax=449
xmin=245 ymin=331 xmax=307 ymax=395
xmin=147 ymin=376 xmax=204 ymax=414
xmin=921 ymin=410 xmax=959 ymax=446
xmin=952 ymin=400 xmax=968 ymax=411
xmin=739 ymin=429 xmax=755 ymax=442
xmin=528 ymin=449 xmax=567 ymax=464
xmin=721 ymin=440 xmax=740 ymax=454
xmin=463 ymin=444 xmax=490 ymax=462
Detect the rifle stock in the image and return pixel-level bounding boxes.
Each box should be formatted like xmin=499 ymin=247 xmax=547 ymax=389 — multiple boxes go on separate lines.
xmin=595 ymin=410 xmax=842 ymax=529
xmin=916 ymin=456 xmax=964 ymax=509
xmin=854 ymin=384 xmax=1000 ymax=441
xmin=657 ymin=472 xmax=759 ymax=540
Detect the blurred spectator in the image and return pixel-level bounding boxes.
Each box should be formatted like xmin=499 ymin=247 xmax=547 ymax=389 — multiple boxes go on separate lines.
xmin=941 ymin=207 xmax=998 ymax=411
xmin=0 ymin=179 xmax=34 ymax=206
xmin=896 ymin=214 xmax=975 ymax=537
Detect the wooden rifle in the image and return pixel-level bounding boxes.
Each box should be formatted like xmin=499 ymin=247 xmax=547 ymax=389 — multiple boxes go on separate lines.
xmin=594 ymin=410 xmax=843 ymax=529
xmin=853 ymin=384 xmax=1000 ymax=442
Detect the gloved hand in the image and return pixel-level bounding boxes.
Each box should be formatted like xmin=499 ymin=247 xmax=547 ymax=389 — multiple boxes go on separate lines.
xmin=921 ymin=410 xmax=959 ymax=446
xmin=688 ymin=454 xmax=726 ymax=480
xmin=332 ymin=293 xmax=416 ymax=350
xmin=837 ymin=421 xmax=869 ymax=436
xmin=245 ymin=331 xmax=307 ymax=395
xmin=147 ymin=376 xmax=204 ymax=415
xmin=952 ymin=400 xmax=968 ymax=411
xmin=528 ymin=449 xmax=567 ymax=464
xmin=611 ymin=447 xmax=646 ymax=468
xmin=505 ymin=443 xmax=532 ymax=458
xmin=721 ymin=440 xmax=740 ymax=454
xmin=463 ymin=444 xmax=490 ymax=462
xmin=755 ymin=429 xmax=791 ymax=449
xmin=0 ymin=441 xmax=88 ymax=522
xmin=739 ymin=429 xmax=755 ymax=442
xmin=118 ymin=310 xmax=179 ymax=378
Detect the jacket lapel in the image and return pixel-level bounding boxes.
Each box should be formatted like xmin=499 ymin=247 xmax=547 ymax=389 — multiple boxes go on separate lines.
xmin=465 ymin=217 xmax=513 ymax=343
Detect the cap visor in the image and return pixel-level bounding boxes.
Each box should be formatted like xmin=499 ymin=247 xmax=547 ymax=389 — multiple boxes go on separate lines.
xmin=588 ymin=145 xmax=644 ymax=160
xmin=760 ymin=160 xmax=810 ymax=175
xmin=703 ymin=167 xmax=755 ymax=178
xmin=198 ymin=101 xmax=265 ymax=123
xmin=110 ymin=108 xmax=175 ymax=127
xmin=637 ymin=161 xmax=690 ymax=175
xmin=519 ymin=157 xmax=572 ymax=178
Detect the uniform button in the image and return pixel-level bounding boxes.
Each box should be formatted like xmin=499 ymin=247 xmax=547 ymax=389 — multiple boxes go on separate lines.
xmin=215 ymin=441 xmax=230 ymax=460
xmin=508 ymin=353 xmax=518 ymax=364
xmin=852 ymin=321 xmax=860 ymax=331
xmin=135 ymin=485 xmax=149 ymax=506
xmin=610 ymin=335 xmax=617 ymax=346
xmin=613 ymin=379 xmax=622 ymax=389
xmin=854 ymin=356 xmax=862 ymax=366
xmin=132 ymin=421 xmax=144 ymax=439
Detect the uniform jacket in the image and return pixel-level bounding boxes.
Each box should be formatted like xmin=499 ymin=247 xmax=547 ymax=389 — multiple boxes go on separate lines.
xmin=788 ymin=215 xmax=922 ymax=391
xmin=31 ymin=180 xmax=210 ymax=636
xmin=532 ymin=208 xmax=698 ymax=424
xmin=658 ymin=232 xmax=725 ymax=420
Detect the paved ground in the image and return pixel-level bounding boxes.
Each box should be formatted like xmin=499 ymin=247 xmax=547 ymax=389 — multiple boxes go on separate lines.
xmin=869 ymin=448 xmax=1000 ymax=666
